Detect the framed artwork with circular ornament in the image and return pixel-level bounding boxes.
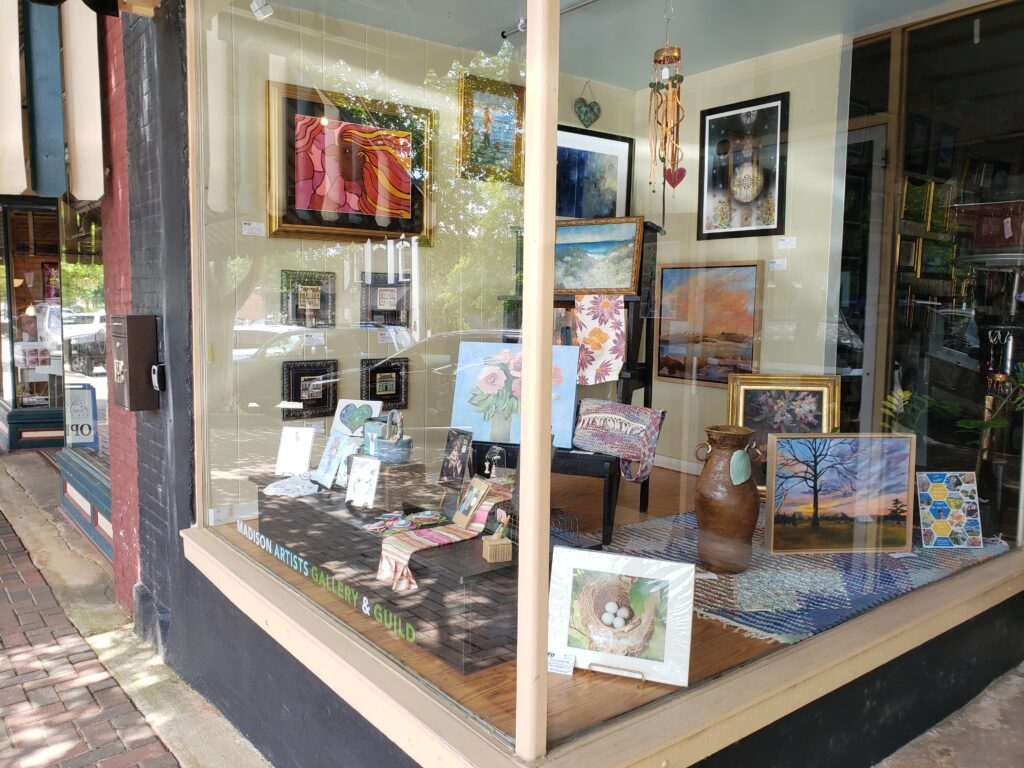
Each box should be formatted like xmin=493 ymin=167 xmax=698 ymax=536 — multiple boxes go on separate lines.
xmin=696 ymin=92 xmax=789 ymax=240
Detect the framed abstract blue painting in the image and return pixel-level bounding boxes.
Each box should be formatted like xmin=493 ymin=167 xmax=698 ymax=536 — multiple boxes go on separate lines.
xmin=450 ymin=342 xmax=580 ymax=448
xmin=556 ymin=126 xmax=634 ymax=219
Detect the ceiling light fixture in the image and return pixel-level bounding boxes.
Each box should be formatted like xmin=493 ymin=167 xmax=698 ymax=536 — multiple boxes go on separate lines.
xmin=250 ymin=0 xmax=272 ymax=21
xmin=500 ymin=0 xmax=607 ymax=40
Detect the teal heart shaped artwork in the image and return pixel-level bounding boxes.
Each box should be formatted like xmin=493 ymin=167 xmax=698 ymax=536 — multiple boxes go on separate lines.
xmin=574 ymin=97 xmax=601 ymax=128
xmin=341 ymin=403 xmax=374 ymax=433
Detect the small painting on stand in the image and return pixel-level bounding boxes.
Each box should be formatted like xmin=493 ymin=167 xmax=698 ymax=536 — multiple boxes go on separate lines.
xmin=554 ymin=217 xmax=644 ymax=295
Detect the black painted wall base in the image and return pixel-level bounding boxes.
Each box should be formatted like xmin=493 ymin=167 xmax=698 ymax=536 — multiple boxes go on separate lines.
xmin=695 ymin=591 xmax=1024 ymax=768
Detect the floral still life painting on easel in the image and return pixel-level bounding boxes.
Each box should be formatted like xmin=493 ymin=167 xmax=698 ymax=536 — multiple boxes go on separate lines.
xmin=450 ymin=342 xmax=579 ymax=448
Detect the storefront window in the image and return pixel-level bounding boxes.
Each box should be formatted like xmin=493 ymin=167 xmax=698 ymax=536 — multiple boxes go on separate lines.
xmin=60 ymin=197 xmax=108 ymax=463
xmin=193 ymin=0 xmax=1023 ymax=756
xmin=1 ymin=205 xmax=63 ymax=409
xmin=0 ymin=212 xmax=11 ymax=403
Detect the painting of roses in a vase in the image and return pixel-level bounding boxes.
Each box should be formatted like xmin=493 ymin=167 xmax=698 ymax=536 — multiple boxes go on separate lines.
xmin=450 ymin=342 xmax=580 ymax=448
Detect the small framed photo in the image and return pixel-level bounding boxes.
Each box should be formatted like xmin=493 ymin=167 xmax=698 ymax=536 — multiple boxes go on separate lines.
xmin=345 ymin=455 xmax=381 ymax=508
xmin=360 ymin=272 xmax=411 ymax=328
xmin=896 ymin=235 xmax=921 ymax=273
xmin=554 ymin=217 xmax=644 ymax=295
xmin=767 ymin=434 xmax=915 ymax=554
xmin=458 ymin=74 xmax=525 ymax=184
xmin=453 ymin=476 xmax=491 ymax=528
xmin=726 ymin=374 xmax=841 ymax=492
xmin=917 ymin=472 xmax=982 ymax=548
xmin=901 ymin=177 xmax=933 ymax=227
xmin=697 ymin=92 xmax=789 ymax=239
xmin=281 ymin=360 xmax=338 ymax=420
xmin=281 ymin=270 xmax=336 ymax=328
xmin=904 ymin=113 xmax=932 ymax=175
xmin=918 ymin=239 xmax=956 ymax=280
xmin=547 ymin=547 xmax=695 ymax=686
xmin=439 ymin=428 xmax=473 ymax=488
xmin=556 ymin=125 xmax=634 ymax=219
xmin=360 ymin=357 xmax=409 ymax=410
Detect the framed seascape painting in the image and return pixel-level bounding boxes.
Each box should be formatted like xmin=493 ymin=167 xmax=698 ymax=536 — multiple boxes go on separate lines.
xmin=766 ymin=434 xmax=915 ymax=554
xmin=697 ymin=92 xmax=789 ymax=239
xmin=916 ymin=472 xmax=982 ymax=548
xmin=281 ymin=360 xmax=338 ymax=421
xmin=449 ymin=342 xmax=580 ymax=448
xmin=281 ymin=270 xmax=336 ymax=328
xmin=554 ymin=217 xmax=644 ymax=295
xmin=458 ymin=75 xmax=525 ymax=184
xmin=726 ymin=374 xmax=841 ymax=491
xmin=547 ymin=547 xmax=695 ymax=686
xmin=657 ymin=262 xmax=763 ymax=387
xmin=267 ymin=82 xmax=436 ymax=242
xmin=360 ymin=358 xmax=409 ymax=411
xmin=556 ymin=126 xmax=634 ymax=219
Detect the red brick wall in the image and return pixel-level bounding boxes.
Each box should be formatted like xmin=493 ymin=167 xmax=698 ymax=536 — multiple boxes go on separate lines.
xmin=100 ymin=16 xmax=139 ymax=612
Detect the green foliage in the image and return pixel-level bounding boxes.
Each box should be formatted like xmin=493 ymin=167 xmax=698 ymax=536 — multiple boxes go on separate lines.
xmin=59 ymin=262 xmax=104 ymax=311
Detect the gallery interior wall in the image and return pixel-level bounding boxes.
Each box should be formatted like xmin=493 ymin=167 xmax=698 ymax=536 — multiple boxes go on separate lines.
xmin=632 ymin=35 xmax=847 ymax=467
xmin=198 ymin=1 xmax=636 ymax=511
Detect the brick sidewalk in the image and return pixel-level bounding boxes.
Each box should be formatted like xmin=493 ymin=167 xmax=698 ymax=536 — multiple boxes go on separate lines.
xmin=0 ymin=512 xmax=178 ymax=768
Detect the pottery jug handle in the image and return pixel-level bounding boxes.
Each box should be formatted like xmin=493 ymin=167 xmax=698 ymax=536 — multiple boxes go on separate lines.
xmin=694 ymin=442 xmax=711 ymax=462
xmin=746 ymin=442 xmax=764 ymax=462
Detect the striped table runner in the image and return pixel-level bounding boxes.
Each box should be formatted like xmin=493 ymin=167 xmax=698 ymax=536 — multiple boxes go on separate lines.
xmin=377 ymin=500 xmax=494 ymax=591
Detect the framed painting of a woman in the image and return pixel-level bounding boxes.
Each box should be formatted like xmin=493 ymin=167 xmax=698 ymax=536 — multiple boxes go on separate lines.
xmin=267 ymin=82 xmax=437 ymax=243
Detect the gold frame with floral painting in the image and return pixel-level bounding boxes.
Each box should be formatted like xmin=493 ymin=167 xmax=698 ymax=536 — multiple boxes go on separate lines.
xmin=726 ymin=373 xmax=841 ymax=497
xmin=457 ymin=75 xmax=525 ymax=184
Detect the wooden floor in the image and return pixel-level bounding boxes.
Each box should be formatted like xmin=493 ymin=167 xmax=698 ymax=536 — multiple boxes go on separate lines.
xmin=216 ymin=467 xmax=779 ymax=746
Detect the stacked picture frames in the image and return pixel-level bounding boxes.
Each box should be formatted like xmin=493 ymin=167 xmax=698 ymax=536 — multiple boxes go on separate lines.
xmin=916 ymin=472 xmax=983 ymax=548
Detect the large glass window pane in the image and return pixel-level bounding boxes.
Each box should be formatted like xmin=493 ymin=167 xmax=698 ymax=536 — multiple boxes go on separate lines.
xmin=60 ymin=197 xmax=108 ymax=464
xmin=4 ymin=207 xmax=63 ymax=409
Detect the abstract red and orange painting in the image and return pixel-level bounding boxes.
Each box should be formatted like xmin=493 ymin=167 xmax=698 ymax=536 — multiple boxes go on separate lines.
xmin=294 ymin=114 xmax=413 ymax=219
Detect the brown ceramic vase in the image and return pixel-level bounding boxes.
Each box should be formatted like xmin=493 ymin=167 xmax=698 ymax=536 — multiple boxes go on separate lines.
xmin=693 ymin=425 xmax=760 ymax=574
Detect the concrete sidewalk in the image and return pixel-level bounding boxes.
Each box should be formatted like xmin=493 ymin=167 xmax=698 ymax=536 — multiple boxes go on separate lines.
xmin=0 ymin=451 xmax=270 ymax=768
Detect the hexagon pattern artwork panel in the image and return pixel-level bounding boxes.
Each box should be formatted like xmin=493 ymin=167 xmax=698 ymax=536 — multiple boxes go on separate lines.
xmin=916 ymin=472 xmax=982 ymax=548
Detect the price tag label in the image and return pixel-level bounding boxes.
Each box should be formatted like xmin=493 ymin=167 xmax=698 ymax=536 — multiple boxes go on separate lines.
xmin=547 ymin=652 xmax=575 ymax=676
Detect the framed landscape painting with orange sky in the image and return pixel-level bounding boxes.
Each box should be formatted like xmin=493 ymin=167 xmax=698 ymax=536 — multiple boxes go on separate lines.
xmin=656 ymin=262 xmax=763 ymax=387
xmin=767 ymin=434 xmax=915 ymax=554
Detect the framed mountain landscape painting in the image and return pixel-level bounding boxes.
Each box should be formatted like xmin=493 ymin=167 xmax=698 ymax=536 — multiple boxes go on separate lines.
xmin=554 ymin=217 xmax=644 ymax=295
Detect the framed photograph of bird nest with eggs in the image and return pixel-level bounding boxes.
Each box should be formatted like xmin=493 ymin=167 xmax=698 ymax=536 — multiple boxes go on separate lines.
xmin=547 ymin=546 xmax=695 ymax=686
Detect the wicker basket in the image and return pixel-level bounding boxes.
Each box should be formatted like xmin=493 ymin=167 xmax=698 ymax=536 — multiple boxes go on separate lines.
xmin=576 ymin=576 xmax=656 ymax=656
xmin=376 ymin=409 xmax=413 ymax=465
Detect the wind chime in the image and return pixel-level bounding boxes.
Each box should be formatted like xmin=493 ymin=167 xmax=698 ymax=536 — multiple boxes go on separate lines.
xmin=648 ymin=1 xmax=686 ymax=222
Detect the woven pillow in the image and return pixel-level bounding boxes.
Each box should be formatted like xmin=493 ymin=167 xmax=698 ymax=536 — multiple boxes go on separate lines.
xmin=572 ymin=398 xmax=666 ymax=483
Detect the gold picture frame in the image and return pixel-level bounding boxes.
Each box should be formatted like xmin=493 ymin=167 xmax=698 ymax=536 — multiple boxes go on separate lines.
xmin=457 ymin=74 xmax=525 ymax=184
xmin=554 ymin=216 xmax=644 ymax=295
xmin=766 ymin=433 xmax=915 ymax=555
xmin=895 ymin=234 xmax=921 ymax=273
xmin=901 ymin=176 xmax=934 ymax=228
xmin=267 ymin=81 xmax=436 ymax=242
xmin=727 ymin=373 xmax=841 ymax=498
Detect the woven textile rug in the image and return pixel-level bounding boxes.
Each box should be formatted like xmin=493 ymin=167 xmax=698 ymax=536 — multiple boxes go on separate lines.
xmin=607 ymin=512 xmax=1009 ymax=644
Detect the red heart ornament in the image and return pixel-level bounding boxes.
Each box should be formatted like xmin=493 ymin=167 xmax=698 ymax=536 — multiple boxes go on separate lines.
xmin=665 ymin=167 xmax=687 ymax=188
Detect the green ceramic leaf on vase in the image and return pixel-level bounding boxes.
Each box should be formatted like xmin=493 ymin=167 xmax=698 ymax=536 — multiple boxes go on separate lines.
xmin=729 ymin=449 xmax=751 ymax=486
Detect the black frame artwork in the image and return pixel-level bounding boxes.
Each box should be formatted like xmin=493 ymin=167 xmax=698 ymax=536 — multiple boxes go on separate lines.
xmin=360 ymin=272 xmax=411 ymax=328
xmin=281 ymin=269 xmax=336 ymax=328
xmin=360 ymin=357 xmax=409 ymax=410
xmin=697 ymin=92 xmax=789 ymax=240
xmin=281 ymin=359 xmax=339 ymax=420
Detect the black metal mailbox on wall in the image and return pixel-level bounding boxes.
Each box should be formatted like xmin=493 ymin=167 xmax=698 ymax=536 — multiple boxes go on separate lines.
xmin=111 ymin=315 xmax=159 ymax=411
